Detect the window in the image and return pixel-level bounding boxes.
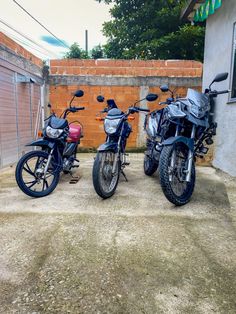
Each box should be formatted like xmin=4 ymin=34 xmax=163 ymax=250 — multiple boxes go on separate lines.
xmin=231 ymin=23 xmax=236 ymax=99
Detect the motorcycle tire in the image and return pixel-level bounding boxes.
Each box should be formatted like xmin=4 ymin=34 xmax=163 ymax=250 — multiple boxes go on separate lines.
xmin=92 ymin=151 xmax=120 ymax=199
xmin=159 ymin=143 xmax=195 ymax=206
xmin=144 ymin=154 xmax=158 ymax=176
xmin=15 ymin=150 xmax=60 ymax=198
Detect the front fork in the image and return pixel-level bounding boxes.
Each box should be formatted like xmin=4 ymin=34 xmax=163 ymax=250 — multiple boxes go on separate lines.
xmin=169 ymin=128 xmax=179 ymax=182
xmin=112 ymin=152 xmax=119 ymax=174
xmin=112 ymin=124 xmax=124 ymax=175
xmin=43 ymin=148 xmax=54 ymax=176
xmin=185 ymin=126 xmax=196 ymax=182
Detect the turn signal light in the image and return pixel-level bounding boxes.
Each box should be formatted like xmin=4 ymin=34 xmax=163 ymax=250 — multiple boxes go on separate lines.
xmin=38 ymin=130 xmax=43 ymax=137
xmin=128 ymin=116 xmax=135 ymax=121
xmin=96 ymin=117 xmax=104 ymax=121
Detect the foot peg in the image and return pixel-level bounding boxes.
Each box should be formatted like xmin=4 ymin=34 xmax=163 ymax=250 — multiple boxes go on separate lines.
xmin=200 ymin=146 xmax=209 ymax=154
xmin=123 ymin=162 xmax=130 ymax=166
xmin=206 ymin=138 xmax=214 ymax=145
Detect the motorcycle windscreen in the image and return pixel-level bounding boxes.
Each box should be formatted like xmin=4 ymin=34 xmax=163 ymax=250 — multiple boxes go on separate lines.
xmin=187 ymin=89 xmax=210 ymax=119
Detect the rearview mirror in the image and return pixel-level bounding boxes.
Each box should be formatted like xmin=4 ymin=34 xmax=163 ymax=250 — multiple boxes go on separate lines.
xmin=146 ymin=93 xmax=158 ymax=102
xmin=97 ymin=95 xmax=105 ymax=103
xmin=210 ymin=72 xmax=228 ymax=87
xmin=160 ymin=85 xmax=169 ymax=93
xmin=74 ymin=90 xmax=84 ymax=97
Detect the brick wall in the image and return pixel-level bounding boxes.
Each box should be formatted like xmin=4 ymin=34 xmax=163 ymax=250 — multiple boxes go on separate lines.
xmin=0 ymin=31 xmax=43 ymax=67
xmin=50 ymin=59 xmax=202 ymax=77
xmin=49 ymin=59 xmax=202 ymax=149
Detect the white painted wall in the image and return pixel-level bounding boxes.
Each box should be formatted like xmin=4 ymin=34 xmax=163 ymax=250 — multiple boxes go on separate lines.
xmin=203 ymin=0 xmax=236 ymax=176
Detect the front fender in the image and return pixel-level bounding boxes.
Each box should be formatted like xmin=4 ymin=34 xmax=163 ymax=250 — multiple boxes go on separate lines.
xmin=26 ymin=139 xmax=55 ymax=149
xmin=97 ymin=142 xmax=118 ymax=153
xmin=162 ymin=136 xmax=194 ymax=151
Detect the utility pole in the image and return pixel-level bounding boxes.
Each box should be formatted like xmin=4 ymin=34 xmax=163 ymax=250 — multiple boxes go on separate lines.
xmin=85 ymin=30 xmax=88 ymax=55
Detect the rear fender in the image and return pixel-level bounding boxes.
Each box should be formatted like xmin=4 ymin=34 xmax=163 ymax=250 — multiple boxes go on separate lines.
xmin=162 ymin=136 xmax=194 ymax=151
xmin=97 ymin=142 xmax=118 ymax=153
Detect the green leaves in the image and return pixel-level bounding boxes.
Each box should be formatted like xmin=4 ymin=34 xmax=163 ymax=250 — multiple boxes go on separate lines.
xmin=97 ymin=0 xmax=205 ymax=61
xmin=64 ymin=43 xmax=89 ymax=59
xmin=91 ymin=44 xmax=104 ymax=59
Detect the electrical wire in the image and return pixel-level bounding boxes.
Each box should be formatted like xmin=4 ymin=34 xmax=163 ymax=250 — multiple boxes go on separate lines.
xmin=0 ymin=18 xmax=58 ymax=58
xmin=13 ymin=0 xmax=69 ymax=49
xmin=0 ymin=26 xmax=53 ymax=59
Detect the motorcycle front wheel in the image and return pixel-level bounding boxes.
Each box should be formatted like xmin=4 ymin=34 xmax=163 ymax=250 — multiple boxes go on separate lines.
xmin=159 ymin=142 xmax=195 ymax=206
xmin=15 ymin=150 xmax=60 ymax=198
xmin=92 ymin=151 xmax=120 ymax=199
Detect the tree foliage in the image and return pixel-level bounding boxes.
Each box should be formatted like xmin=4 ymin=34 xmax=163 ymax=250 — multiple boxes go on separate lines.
xmin=91 ymin=44 xmax=104 ymax=59
xmin=65 ymin=43 xmax=106 ymax=59
xmin=65 ymin=43 xmax=89 ymax=59
xmin=97 ymin=0 xmax=205 ymax=61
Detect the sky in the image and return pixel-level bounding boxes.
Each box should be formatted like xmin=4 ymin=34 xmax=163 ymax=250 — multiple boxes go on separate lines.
xmin=0 ymin=0 xmax=113 ymax=59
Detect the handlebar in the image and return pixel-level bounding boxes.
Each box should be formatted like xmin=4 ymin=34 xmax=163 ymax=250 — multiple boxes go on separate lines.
xmin=136 ymin=107 xmax=150 ymax=112
xmin=101 ymin=108 xmax=108 ymax=113
xmin=62 ymin=106 xmax=85 ymax=118
xmin=215 ymin=90 xmax=230 ymax=95
xmin=128 ymin=106 xmax=150 ymax=114
xmin=70 ymin=106 xmax=85 ymax=112
xmin=209 ymin=90 xmax=230 ymax=97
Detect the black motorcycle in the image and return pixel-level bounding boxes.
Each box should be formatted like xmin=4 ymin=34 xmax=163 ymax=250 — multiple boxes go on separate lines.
xmin=144 ymin=86 xmax=175 ymax=175
xmin=92 ymin=93 xmax=157 ymax=199
xmin=146 ymin=73 xmax=229 ymax=206
xmin=15 ymin=90 xmax=85 ymax=197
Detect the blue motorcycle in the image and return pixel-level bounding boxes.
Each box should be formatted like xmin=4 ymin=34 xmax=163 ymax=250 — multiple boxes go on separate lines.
xmin=93 ymin=94 xmax=157 ymax=198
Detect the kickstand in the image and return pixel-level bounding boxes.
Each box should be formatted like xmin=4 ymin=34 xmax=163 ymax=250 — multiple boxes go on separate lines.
xmin=121 ymin=170 xmax=128 ymax=182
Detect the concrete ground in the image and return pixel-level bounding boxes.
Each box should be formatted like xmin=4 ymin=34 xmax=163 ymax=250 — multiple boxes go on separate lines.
xmin=0 ymin=153 xmax=236 ymax=314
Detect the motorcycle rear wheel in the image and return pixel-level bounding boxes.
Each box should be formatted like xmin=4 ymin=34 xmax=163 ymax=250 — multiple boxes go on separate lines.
xmin=15 ymin=150 xmax=60 ymax=198
xmin=159 ymin=142 xmax=195 ymax=206
xmin=92 ymin=151 xmax=120 ymax=199
xmin=144 ymin=154 xmax=158 ymax=176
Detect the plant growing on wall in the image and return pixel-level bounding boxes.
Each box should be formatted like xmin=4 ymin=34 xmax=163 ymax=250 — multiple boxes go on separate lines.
xmin=96 ymin=0 xmax=205 ymax=61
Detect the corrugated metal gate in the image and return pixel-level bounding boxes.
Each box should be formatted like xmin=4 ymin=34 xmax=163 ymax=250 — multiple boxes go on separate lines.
xmin=0 ymin=59 xmax=43 ymax=168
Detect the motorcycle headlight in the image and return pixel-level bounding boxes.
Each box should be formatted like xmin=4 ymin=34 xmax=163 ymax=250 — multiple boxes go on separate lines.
xmin=190 ymin=103 xmax=209 ymax=119
xmin=167 ymin=104 xmax=186 ymax=118
xmin=189 ymin=99 xmax=210 ymax=119
xmin=46 ymin=126 xmax=63 ymax=138
xmin=147 ymin=114 xmax=160 ymax=138
xmin=104 ymin=118 xmax=121 ymax=135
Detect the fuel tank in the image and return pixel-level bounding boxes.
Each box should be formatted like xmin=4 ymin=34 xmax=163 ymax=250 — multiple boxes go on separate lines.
xmin=68 ymin=123 xmax=82 ymax=142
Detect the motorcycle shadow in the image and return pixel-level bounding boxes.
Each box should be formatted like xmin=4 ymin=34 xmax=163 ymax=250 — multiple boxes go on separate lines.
xmin=193 ymin=173 xmax=230 ymax=209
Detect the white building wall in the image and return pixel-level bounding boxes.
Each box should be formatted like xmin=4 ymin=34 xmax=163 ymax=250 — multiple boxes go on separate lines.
xmin=203 ymin=0 xmax=236 ymax=176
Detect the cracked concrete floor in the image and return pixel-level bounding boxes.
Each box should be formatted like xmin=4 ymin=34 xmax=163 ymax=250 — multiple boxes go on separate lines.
xmin=0 ymin=153 xmax=236 ymax=314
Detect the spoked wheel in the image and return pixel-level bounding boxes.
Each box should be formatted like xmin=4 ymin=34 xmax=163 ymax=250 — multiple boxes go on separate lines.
xmin=159 ymin=142 xmax=195 ymax=206
xmin=92 ymin=151 xmax=120 ymax=199
xmin=144 ymin=153 xmax=158 ymax=176
xmin=15 ymin=150 xmax=60 ymax=197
